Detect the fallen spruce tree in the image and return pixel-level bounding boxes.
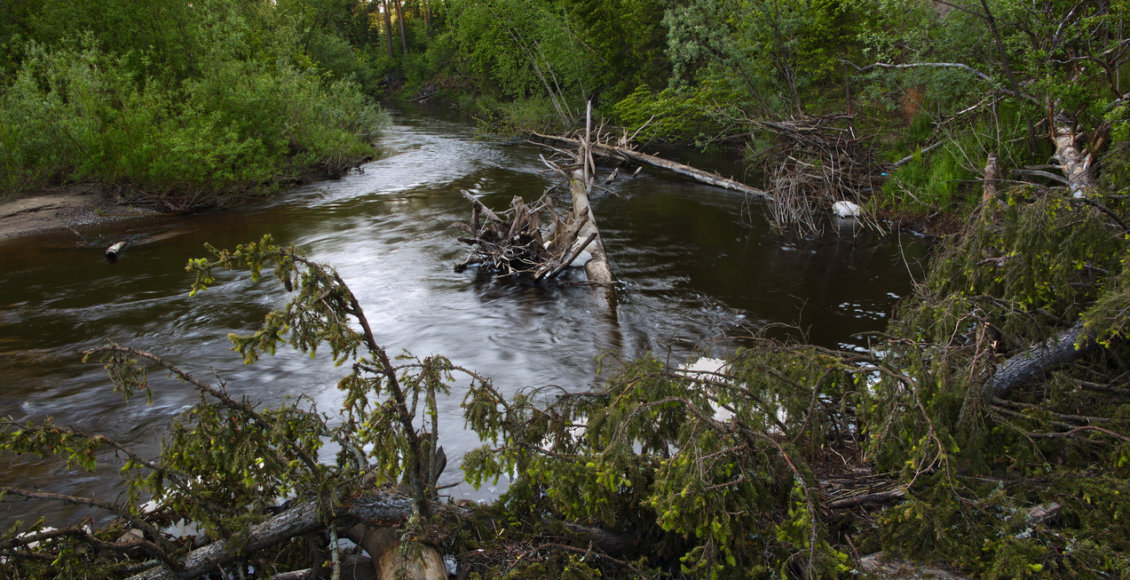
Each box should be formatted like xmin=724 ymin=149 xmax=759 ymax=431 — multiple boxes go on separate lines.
xmin=3 ymin=182 xmax=1130 ymax=579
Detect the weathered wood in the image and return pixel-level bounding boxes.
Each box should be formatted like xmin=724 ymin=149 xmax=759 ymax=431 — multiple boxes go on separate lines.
xmin=531 ymin=132 xmax=770 ymax=199
xmin=1052 ymin=113 xmax=1096 ymax=198
xmin=982 ymin=153 xmax=1000 ymax=204
xmin=460 ymin=190 xmax=502 ymax=224
xmin=129 ymin=500 xmax=325 ymax=580
xmin=128 ymin=488 xmax=637 ymax=580
xmin=541 ymin=231 xmax=596 ymax=280
xmin=569 ymin=171 xmax=614 ymax=285
xmin=105 ymin=241 xmax=128 ymax=260
xmin=984 ymin=321 xmax=1096 ymax=397
xmin=826 ymin=489 xmax=906 ymax=510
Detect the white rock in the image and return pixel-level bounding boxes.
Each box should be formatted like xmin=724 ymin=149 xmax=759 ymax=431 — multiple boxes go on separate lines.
xmin=832 ymin=200 xmax=862 ymax=218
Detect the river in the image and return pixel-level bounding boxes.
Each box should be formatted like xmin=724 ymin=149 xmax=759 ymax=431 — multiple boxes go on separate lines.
xmin=0 ymin=104 xmax=927 ymax=528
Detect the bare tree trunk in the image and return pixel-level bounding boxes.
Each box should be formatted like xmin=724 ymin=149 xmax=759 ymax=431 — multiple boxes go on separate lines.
xmin=382 ymin=0 xmax=394 ymax=58
xmin=984 ymin=322 xmax=1096 ymax=397
xmin=394 ymin=0 xmax=408 ymax=54
xmin=532 ymin=133 xmax=770 ymax=199
xmin=983 ymin=152 xmax=1000 ymax=204
xmin=570 ymin=171 xmax=613 ymax=285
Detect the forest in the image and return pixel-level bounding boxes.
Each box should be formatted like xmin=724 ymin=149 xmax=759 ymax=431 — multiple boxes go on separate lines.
xmin=2 ymin=0 xmax=1130 ymax=577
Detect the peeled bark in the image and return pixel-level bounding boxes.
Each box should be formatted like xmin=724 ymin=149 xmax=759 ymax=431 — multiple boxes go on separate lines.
xmin=984 ymin=322 xmax=1095 ymax=398
xmin=1052 ymin=113 xmax=1096 ymax=198
xmin=570 ymin=171 xmax=613 ymax=285
xmin=129 ymin=501 xmax=326 ymax=580
xmin=532 ymin=133 xmax=770 ymax=199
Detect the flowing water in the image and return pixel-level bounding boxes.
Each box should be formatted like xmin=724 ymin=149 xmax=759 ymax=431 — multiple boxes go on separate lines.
xmin=0 ymin=104 xmax=928 ymax=528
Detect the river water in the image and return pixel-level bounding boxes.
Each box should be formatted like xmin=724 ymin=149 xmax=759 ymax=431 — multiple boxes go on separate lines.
xmin=0 ymin=105 xmax=927 ymax=528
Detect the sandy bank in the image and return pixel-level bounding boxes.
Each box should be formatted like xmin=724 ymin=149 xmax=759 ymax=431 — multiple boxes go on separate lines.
xmin=0 ymin=185 xmax=165 ymax=240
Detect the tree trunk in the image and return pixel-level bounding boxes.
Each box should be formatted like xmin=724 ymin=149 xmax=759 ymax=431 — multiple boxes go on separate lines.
xmin=570 ymin=171 xmax=614 ymax=285
xmin=127 ymin=489 xmax=636 ymax=580
xmin=394 ymin=0 xmax=408 ymax=54
xmin=984 ymin=321 xmax=1096 ymax=397
xmin=128 ymin=501 xmax=327 ymax=580
xmin=1052 ymin=113 xmax=1096 ymax=198
xmin=982 ymin=153 xmax=1000 ymax=204
xmin=531 ymin=133 xmax=770 ymax=199
xmin=382 ymin=0 xmax=394 ymax=58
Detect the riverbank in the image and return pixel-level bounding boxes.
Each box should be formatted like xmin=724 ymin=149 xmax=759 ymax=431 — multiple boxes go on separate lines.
xmin=0 ymin=185 xmax=166 ymax=240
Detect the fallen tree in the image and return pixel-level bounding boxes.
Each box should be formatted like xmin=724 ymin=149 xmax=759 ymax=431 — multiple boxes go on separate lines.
xmin=568 ymin=169 xmax=613 ymax=285
xmin=123 ymin=488 xmax=637 ymax=580
xmin=984 ymin=321 xmax=1097 ymax=397
xmin=530 ymin=131 xmax=769 ymax=199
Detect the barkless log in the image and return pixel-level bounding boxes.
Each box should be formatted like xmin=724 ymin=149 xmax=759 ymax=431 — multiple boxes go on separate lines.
xmin=531 ymin=132 xmax=770 ymax=199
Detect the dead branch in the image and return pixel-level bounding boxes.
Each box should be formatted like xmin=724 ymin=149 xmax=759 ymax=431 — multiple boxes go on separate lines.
xmin=530 ymin=132 xmax=769 ymax=199
xmin=454 ymin=189 xmax=599 ymax=282
xmin=125 ymin=489 xmax=637 ymax=580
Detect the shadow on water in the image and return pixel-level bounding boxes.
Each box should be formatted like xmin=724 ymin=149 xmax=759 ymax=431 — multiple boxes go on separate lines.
xmin=0 ymin=102 xmax=928 ymax=526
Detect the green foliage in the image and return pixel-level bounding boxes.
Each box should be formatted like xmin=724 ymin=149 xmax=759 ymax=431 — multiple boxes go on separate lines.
xmin=864 ymin=194 xmax=1130 ymax=575
xmin=463 ymin=343 xmax=862 ymax=576
xmin=559 ymin=0 xmax=669 ymax=99
xmin=612 ymin=81 xmax=744 ymax=145
xmin=879 ymin=145 xmax=974 ymax=214
xmin=441 ymin=0 xmax=590 ymax=106
xmin=0 ymin=0 xmax=385 ymax=205
xmin=0 ymin=40 xmax=384 ymax=205
xmin=468 ymin=95 xmax=570 ymax=135
xmin=0 ymin=236 xmax=485 ymax=576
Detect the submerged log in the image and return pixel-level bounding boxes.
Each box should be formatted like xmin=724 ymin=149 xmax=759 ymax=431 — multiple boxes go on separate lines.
xmin=105 ymin=241 xmax=127 ymax=260
xmin=531 ymin=132 xmax=770 ymax=199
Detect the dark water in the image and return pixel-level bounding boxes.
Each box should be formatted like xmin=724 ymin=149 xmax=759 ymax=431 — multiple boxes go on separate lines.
xmin=0 ymin=105 xmax=928 ymax=528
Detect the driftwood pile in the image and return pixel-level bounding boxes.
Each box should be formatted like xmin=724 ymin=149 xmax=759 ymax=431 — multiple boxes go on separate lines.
xmin=454 ymin=189 xmax=596 ymax=281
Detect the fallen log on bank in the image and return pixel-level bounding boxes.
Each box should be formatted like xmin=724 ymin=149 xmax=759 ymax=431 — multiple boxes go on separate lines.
xmin=126 ymin=489 xmax=638 ymax=580
xmin=984 ymin=321 xmax=1097 ymax=397
xmin=531 ymin=132 xmax=770 ymax=199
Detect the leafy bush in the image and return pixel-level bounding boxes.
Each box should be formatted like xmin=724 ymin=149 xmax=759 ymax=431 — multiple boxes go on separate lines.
xmin=0 ymin=41 xmax=384 ymax=207
xmin=612 ymin=81 xmax=744 ymax=146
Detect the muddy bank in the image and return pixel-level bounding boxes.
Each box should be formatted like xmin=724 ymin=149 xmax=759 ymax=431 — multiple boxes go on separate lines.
xmin=0 ymin=185 xmax=165 ymax=240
